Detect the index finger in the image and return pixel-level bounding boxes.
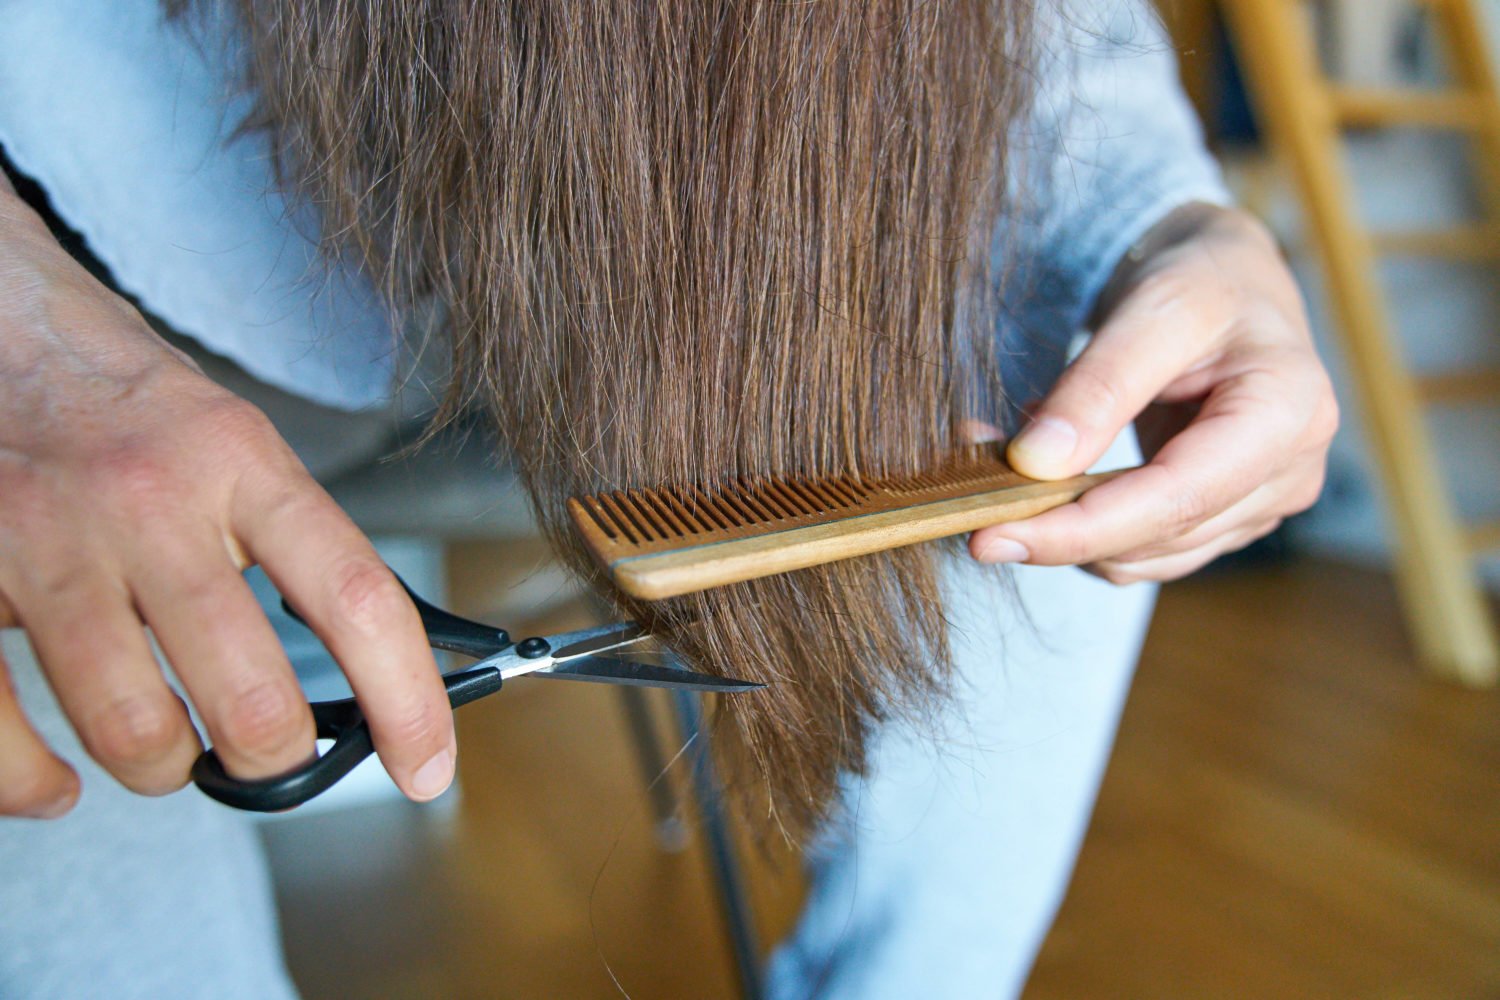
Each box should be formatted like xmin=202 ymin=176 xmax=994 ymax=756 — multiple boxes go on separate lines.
xmin=231 ymin=474 xmax=456 ymax=802
xmin=971 ymin=369 xmax=1310 ymax=567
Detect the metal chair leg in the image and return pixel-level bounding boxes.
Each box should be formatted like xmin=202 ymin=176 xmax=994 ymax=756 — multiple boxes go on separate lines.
xmin=672 ymin=688 xmax=764 ymax=1000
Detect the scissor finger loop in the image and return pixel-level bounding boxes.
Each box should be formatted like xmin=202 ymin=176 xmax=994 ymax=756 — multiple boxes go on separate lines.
xmin=193 ymin=570 xmax=760 ymax=813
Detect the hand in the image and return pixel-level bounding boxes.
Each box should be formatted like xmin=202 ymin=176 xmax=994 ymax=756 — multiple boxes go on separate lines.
xmin=970 ymin=204 xmax=1338 ymax=584
xmin=0 ymin=175 xmax=456 ymax=818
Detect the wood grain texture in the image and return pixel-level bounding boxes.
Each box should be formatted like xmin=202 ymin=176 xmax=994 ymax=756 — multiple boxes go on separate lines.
xmin=570 ymin=457 xmax=1116 ymax=599
xmin=1027 ymin=559 xmax=1500 ymax=999
xmin=261 ymin=555 xmax=1500 ymax=998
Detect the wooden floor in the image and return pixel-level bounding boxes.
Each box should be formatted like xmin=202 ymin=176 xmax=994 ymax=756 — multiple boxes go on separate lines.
xmin=261 ymin=554 xmax=1500 ymax=999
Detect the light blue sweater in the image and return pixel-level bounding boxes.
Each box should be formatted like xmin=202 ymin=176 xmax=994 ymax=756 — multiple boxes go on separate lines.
xmin=0 ymin=0 xmax=1226 ymax=415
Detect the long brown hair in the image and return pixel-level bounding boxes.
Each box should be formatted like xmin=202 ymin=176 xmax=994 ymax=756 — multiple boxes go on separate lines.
xmin=191 ymin=0 xmax=1038 ymax=837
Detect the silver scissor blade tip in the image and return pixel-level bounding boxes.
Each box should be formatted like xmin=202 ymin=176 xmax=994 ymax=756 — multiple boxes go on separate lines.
xmin=531 ymin=656 xmax=766 ymax=693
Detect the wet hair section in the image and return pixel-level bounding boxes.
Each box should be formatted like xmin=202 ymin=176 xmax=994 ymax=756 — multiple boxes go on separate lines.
xmin=200 ymin=0 xmax=1038 ymax=838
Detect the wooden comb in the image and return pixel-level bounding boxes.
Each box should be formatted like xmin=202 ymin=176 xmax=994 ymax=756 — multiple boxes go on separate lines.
xmin=567 ymin=451 xmax=1121 ymax=600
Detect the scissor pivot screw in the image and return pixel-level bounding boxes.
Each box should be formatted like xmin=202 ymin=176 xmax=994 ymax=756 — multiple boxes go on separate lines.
xmin=516 ymin=637 xmax=551 ymax=659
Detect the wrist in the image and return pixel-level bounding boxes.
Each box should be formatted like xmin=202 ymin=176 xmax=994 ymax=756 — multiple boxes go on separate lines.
xmin=1088 ymin=201 xmax=1248 ymax=329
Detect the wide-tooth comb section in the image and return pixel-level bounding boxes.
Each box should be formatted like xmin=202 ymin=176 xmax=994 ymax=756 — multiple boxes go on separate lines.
xmin=704 ymin=488 xmax=747 ymax=529
xmin=733 ymin=480 xmax=779 ymax=522
xmin=681 ymin=486 xmax=728 ymax=532
xmin=599 ymin=494 xmax=635 ymax=540
xmin=664 ymin=487 xmax=712 ymax=533
xmin=782 ymin=479 xmax=830 ymax=513
xmin=579 ymin=496 xmax=621 ymax=540
xmin=624 ymin=490 xmax=670 ymax=539
xmin=717 ymin=488 xmax=758 ymax=526
xmin=764 ymin=479 xmax=812 ymax=518
xmin=636 ymin=489 xmax=687 ymax=537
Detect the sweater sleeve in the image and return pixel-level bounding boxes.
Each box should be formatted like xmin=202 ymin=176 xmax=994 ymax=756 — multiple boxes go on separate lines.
xmin=995 ymin=0 xmax=1232 ymax=414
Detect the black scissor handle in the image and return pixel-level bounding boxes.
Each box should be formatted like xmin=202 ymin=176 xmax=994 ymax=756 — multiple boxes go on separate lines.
xmin=279 ymin=574 xmax=511 ymax=660
xmin=192 ymin=665 xmax=507 ymax=812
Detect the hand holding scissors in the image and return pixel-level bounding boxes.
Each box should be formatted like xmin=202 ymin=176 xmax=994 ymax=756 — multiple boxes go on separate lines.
xmin=192 ymin=577 xmax=762 ymax=812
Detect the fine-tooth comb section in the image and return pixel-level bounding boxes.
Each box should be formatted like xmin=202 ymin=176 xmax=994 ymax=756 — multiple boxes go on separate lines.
xmin=567 ymin=452 xmax=1121 ymax=600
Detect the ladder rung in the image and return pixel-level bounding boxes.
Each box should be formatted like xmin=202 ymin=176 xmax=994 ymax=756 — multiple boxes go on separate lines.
xmin=1329 ymin=88 xmax=1490 ymax=130
xmin=1416 ymin=367 xmax=1500 ymax=404
xmin=1467 ymin=519 xmax=1500 ymax=555
xmin=1371 ymin=227 xmax=1500 ymax=260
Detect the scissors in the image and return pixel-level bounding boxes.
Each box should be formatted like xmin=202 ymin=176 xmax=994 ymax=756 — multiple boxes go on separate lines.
xmin=191 ymin=577 xmax=762 ymax=812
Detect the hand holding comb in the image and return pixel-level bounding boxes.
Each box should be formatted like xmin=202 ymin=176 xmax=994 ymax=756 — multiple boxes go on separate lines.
xmin=568 ymin=452 xmax=1122 ymax=600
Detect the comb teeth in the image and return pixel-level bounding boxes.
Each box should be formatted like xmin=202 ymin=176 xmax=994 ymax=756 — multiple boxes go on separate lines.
xmin=576 ymin=457 xmax=1014 ymax=545
xmin=578 ymin=474 xmax=874 ymax=542
xmin=568 ymin=452 xmax=1116 ymax=601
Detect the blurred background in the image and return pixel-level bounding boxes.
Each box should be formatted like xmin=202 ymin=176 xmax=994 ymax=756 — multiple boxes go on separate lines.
xmin=247 ymin=2 xmax=1499 ymax=997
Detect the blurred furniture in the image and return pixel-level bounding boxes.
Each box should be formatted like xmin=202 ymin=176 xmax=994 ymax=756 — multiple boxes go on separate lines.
xmin=1221 ymin=0 xmax=1500 ymax=686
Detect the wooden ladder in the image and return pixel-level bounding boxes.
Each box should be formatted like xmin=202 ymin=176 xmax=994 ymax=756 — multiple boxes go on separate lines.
xmin=1219 ymin=0 xmax=1500 ymax=686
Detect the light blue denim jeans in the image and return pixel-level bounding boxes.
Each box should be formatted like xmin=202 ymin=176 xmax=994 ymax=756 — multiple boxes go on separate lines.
xmin=766 ymin=436 xmax=1153 ymax=1000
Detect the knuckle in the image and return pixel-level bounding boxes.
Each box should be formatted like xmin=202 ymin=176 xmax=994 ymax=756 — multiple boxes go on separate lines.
xmin=246 ymin=476 xmax=325 ymax=534
xmin=1309 ymin=390 xmax=1341 ymax=444
xmin=1055 ymin=535 xmax=1096 ymax=566
xmin=1020 ymin=530 xmax=1085 ymax=566
xmin=1288 ymin=475 xmax=1325 ymax=515
xmin=218 ymin=679 xmax=307 ymax=758
xmin=329 ymin=560 xmax=410 ymax=636
xmin=1164 ymin=475 xmax=1213 ymax=533
xmin=1059 ymin=364 xmax=1123 ymax=428
xmin=201 ymin=397 xmax=278 ymax=453
xmin=198 ymin=398 xmax=294 ymax=486
xmin=380 ymin=697 xmax=451 ymax=757
xmin=87 ymin=694 xmax=184 ymax=770
xmin=22 ymin=561 xmax=95 ymax=604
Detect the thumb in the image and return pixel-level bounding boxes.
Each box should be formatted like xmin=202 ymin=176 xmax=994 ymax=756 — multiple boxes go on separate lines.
xmin=1008 ymin=291 xmax=1213 ymax=480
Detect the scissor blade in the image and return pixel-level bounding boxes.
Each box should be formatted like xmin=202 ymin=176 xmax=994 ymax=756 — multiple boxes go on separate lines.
xmin=531 ymin=656 xmax=765 ymax=693
xmin=548 ymin=624 xmax=650 ymax=662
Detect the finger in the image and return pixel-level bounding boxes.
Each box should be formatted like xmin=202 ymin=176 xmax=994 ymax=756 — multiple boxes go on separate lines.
xmin=1084 ymin=518 xmax=1283 ymax=586
xmin=234 ymin=476 xmax=455 ymax=802
xmin=974 ymin=370 xmax=1304 ymax=566
xmin=1006 ymin=281 xmax=1225 ymax=480
xmin=17 ymin=566 xmax=204 ymax=794
xmin=128 ymin=534 xmax=315 ymax=783
xmin=1099 ymin=444 xmax=1326 ymax=564
xmin=0 ymin=640 xmax=80 ymax=818
xmin=1107 ymin=479 xmax=1278 ymax=564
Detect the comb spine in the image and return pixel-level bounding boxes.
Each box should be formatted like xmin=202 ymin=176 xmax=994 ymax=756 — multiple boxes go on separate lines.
xmin=608 ymin=471 xmax=1122 ymax=600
